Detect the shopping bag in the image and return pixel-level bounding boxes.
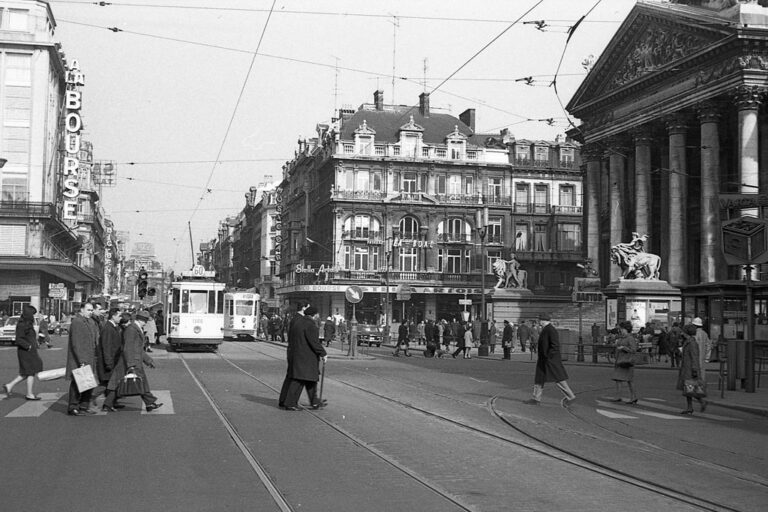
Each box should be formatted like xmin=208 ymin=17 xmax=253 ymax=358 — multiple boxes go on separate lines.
xmin=71 ymin=365 xmax=98 ymax=392
xmin=683 ymin=379 xmax=707 ymax=399
xmin=37 ymin=367 xmax=65 ymax=381
xmin=117 ymin=373 xmax=144 ymax=396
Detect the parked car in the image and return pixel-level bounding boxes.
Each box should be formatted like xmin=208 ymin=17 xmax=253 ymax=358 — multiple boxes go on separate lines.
xmin=356 ymin=323 xmax=383 ymax=347
xmin=0 ymin=316 xmax=40 ymax=344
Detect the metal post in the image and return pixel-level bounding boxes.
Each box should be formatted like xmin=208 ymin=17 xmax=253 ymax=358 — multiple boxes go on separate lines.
xmin=349 ymin=303 xmax=358 ymax=358
xmin=577 ymin=302 xmax=584 ymax=362
xmin=746 ymin=264 xmax=755 ymax=393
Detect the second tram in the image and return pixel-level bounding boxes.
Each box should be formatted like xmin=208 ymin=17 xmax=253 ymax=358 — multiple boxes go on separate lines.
xmin=166 ymin=267 xmax=225 ymax=352
xmin=222 ymin=292 xmax=259 ymax=340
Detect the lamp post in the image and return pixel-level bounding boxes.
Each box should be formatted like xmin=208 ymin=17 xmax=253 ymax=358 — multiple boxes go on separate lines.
xmin=476 ymin=207 xmax=489 ymax=351
xmin=384 ymin=234 xmax=394 ymax=344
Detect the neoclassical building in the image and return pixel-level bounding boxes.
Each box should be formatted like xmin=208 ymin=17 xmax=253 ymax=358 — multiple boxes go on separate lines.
xmin=567 ymin=0 xmax=768 ymax=340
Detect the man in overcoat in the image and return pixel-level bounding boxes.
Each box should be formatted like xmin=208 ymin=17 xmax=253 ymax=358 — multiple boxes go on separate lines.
xmin=105 ymin=311 xmax=161 ymax=412
xmin=523 ymin=312 xmax=577 ymax=406
xmin=282 ymin=306 xmax=327 ymax=410
xmin=98 ymin=307 xmax=125 ymax=411
xmin=502 ymin=320 xmax=514 ymax=360
xmin=66 ymin=302 xmax=99 ymax=416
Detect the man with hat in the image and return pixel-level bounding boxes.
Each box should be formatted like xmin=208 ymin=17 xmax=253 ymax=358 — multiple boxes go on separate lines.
xmin=691 ymin=317 xmax=712 ymax=367
xmin=523 ymin=312 xmax=577 ymax=406
xmin=281 ymin=304 xmax=327 ymax=410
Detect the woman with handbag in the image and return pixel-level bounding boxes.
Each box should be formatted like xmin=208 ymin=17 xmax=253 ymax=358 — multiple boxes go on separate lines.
xmin=3 ymin=305 xmax=44 ymax=400
xmin=611 ymin=320 xmax=639 ymax=404
xmin=677 ymin=324 xmax=707 ymax=415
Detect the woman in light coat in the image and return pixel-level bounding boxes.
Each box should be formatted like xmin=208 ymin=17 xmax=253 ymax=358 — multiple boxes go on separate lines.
xmin=611 ymin=320 xmax=638 ymax=404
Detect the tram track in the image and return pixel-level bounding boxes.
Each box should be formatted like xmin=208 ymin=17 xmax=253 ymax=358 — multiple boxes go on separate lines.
xmin=226 ymin=341 xmax=754 ymax=511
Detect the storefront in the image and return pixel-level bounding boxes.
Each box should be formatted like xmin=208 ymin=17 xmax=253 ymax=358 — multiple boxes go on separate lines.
xmin=683 ymin=281 xmax=768 ymax=342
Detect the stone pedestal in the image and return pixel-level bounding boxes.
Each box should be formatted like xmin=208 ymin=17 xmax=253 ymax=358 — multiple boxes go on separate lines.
xmin=603 ymin=279 xmax=681 ymax=331
xmin=487 ymin=288 xmax=537 ymax=322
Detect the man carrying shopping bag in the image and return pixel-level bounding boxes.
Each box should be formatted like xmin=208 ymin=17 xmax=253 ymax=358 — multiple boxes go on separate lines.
xmin=66 ymin=303 xmax=99 ymax=416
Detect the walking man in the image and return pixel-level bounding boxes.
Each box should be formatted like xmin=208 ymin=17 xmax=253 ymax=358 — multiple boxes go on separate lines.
xmin=281 ymin=305 xmax=327 ymax=410
xmin=502 ymin=320 xmax=514 ymax=360
xmin=523 ymin=312 xmax=576 ymax=406
xmin=66 ymin=302 xmax=99 ymax=416
xmin=517 ymin=320 xmax=530 ymax=353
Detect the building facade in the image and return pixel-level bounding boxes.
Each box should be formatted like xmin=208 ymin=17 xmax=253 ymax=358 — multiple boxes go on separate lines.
xmin=274 ymin=91 xmax=583 ymax=327
xmin=0 ymin=0 xmax=99 ymax=317
xmin=567 ymin=0 xmax=768 ymax=340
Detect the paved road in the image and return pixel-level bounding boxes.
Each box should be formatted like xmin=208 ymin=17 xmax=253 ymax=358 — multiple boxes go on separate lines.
xmin=0 ymin=338 xmax=765 ymax=511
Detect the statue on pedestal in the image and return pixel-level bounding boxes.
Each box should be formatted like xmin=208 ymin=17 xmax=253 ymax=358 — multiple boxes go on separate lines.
xmin=492 ymin=255 xmax=528 ymax=289
xmin=610 ymin=232 xmax=661 ymax=280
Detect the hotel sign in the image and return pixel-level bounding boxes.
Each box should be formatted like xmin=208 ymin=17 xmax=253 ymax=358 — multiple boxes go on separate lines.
xmin=62 ymin=60 xmax=85 ymax=221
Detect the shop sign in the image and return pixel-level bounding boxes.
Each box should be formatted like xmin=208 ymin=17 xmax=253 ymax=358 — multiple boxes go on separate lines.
xmin=48 ymin=283 xmax=67 ymax=300
xmin=393 ymin=238 xmax=434 ymax=248
xmin=572 ymin=277 xmax=603 ymax=303
xmin=295 ymin=263 xmax=341 ymax=276
xmin=62 ymin=60 xmax=85 ymax=220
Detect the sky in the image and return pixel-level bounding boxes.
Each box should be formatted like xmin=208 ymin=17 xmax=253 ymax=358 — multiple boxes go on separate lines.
xmin=47 ymin=0 xmax=637 ymax=271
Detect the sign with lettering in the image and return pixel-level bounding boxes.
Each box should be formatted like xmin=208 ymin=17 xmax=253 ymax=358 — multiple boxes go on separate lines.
xmin=572 ymin=277 xmax=603 ymax=302
xmin=62 ymin=60 xmax=85 ymax=220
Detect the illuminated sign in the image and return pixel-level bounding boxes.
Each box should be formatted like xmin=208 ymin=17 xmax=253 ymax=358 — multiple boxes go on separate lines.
xmin=62 ymin=60 xmax=85 ymax=220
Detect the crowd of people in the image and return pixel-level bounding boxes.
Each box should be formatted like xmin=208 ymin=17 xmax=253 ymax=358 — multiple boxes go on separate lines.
xmin=2 ymin=300 xmax=164 ymax=416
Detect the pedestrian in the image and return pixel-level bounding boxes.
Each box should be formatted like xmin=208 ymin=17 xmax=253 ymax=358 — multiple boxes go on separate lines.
xmin=142 ymin=310 xmax=157 ymax=353
xmin=692 ymin=317 xmax=712 ymax=365
xmin=523 ymin=312 xmax=576 ymax=406
xmin=154 ymin=310 xmax=165 ymax=345
xmin=3 ymin=305 xmax=43 ymax=400
xmin=678 ymin=324 xmax=708 ymax=415
xmin=472 ymin=318 xmax=481 ymax=348
xmin=269 ymin=314 xmax=282 ymax=342
xmin=517 ymin=320 xmax=530 ymax=353
xmin=65 ymin=302 xmax=99 ymax=416
xmin=424 ymin=319 xmax=436 ymax=347
xmin=449 ymin=318 xmax=460 ymax=349
xmin=107 ymin=311 xmax=162 ymax=412
xmin=409 ymin=320 xmax=419 ymax=346
xmin=501 ymin=320 xmax=514 ymax=360
xmin=530 ymin=320 xmax=541 ymax=355
xmin=279 ymin=302 xmax=308 ymax=408
xmin=393 ymin=320 xmax=411 ymax=357
xmin=98 ymin=308 xmax=125 ymax=411
xmin=281 ymin=305 xmax=327 ymax=410
xmin=323 ymin=316 xmax=335 ymax=347
xmin=437 ymin=319 xmax=445 ymax=349
xmin=452 ymin=323 xmax=469 ymax=359
xmin=463 ymin=323 xmax=474 ymax=358
xmin=37 ymin=312 xmax=52 ymax=348
xmin=668 ymin=322 xmax=683 ymax=368
xmin=488 ymin=319 xmax=497 ymax=354
xmin=656 ymin=326 xmax=670 ymax=364
xmin=417 ymin=320 xmax=426 ymax=345
xmin=611 ymin=320 xmax=639 ymax=404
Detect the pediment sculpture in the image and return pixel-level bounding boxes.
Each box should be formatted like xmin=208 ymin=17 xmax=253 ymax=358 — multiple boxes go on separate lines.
xmin=492 ymin=255 xmax=528 ymax=289
xmin=610 ymin=232 xmax=661 ymax=280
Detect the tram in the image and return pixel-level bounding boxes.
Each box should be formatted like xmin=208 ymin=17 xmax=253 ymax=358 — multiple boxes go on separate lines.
xmin=222 ymin=291 xmax=260 ymax=341
xmin=166 ymin=266 xmax=225 ymax=352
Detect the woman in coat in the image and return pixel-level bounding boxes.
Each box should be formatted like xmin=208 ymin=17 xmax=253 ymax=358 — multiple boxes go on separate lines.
xmin=3 ymin=305 xmax=43 ymax=400
xmin=452 ymin=323 xmax=470 ymax=358
xmin=677 ymin=324 xmax=707 ymax=415
xmin=611 ymin=320 xmax=639 ymax=404
xmin=488 ymin=320 xmax=498 ymax=354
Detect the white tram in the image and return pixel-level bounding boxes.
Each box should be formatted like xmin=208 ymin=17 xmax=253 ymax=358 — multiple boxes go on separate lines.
xmin=166 ymin=266 xmax=225 ymax=352
xmin=222 ymin=292 xmax=260 ymax=341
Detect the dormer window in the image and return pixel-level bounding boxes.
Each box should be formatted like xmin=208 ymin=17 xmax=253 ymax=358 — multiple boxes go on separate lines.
xmin=534 ymin=144 xmax=549 ymax=164
xmin=445 ymin=125 xmax=467 ymax=160
xmin=354 ymin=120 xmax=376 ymax=155
xmin=514 ymin=144 xmax=530 ymax=164
xmin=398 ymin=115 xmax=424 ymax=158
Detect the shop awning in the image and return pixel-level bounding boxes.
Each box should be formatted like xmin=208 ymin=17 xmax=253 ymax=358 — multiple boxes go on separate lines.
xmin=0 ymin=257 xmax=99 ymax=284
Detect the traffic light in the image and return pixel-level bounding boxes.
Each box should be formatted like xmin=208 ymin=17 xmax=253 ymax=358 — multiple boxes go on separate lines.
xmin=137 ymin=267 xmax=148 ymax=299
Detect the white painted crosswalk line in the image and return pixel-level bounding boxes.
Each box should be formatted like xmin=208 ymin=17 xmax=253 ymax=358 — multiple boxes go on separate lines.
xmin=595 ymin=399 xmax=741 ymax=422
xmin=141 ymin=390 xmax=173 ymax=415
xmin=5 ymin=392 xmax=64 ymax=418
xmin=596 ymin=409 xmax=638 ymax=419
xmin=596 ymin=400 xmax=690 ymax=420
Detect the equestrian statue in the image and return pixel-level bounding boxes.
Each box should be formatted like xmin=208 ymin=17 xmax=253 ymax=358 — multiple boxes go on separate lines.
xmin=610 ymin=232 xmax=661 ymax=280
xmin=492 ymin=254 xmax=528 ymax=289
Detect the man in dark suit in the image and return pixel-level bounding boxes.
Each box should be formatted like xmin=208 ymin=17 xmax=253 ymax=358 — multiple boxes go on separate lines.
xmin=281 ymin=305 xmax=327 ymax=411
xmin=523 ymin=312 xmax=576 ymax=406
xmin=278 ymin=302 xmax=309 ymax=409
xmin=66 ymin=302 xmax=99 ymax=416
xmin=502 ymin=320 xmax=514 ymax=360
xmin=99 ymin=308 xmax=125 ymax=411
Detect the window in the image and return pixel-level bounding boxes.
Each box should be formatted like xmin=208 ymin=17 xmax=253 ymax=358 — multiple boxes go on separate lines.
xmin=420 ymin=174 xmax=427 ymax=192
xmin=558 ymin=223 xmax=581 ymax=251
xmin=436 ymin=148 xmax=446 ymax=158
xmin=402 ymin=173 xmax=417 ymax=193
xmin=401 ymin=133 xmax=419 ymax=157
xmin=357 ymin=170 xmax=369 ymax=190
xmin=399 ymin=216 xmax=419 ymax=239
xmin=515 ymin=183 xmax=530 ymax=210
xmin=487 ymin=217 xmax=502 ymax=243
xmin=354 ymin=246 xmax=369 ymax=270
xmin=515 ymin=146 xmax=530 ymax=163
xmin=0 ymin=176 xmax=27 ymax=202
xmin=560 ymin=148 xmax=574 ymax=166
xmin=448 ymin=175 xmax=461 ymax=195
xmin=515 ymin=223 xmax=529 ymax=251
xmin=488 ymin=178 xmax=502 ymax=201
xmin=487 ymin=249 xmax=502 ymax=273
xmin=5 ymin=53 xmax=31 ymax=85
xmin=373 ymin=173 xmax=381 ymax=191
xmin=437 ymin=175 xmax=446 ymax=195
xmin=534 ymin=145 xmax=549 ymax=163
xmin=357 ymin=135 xmax=373 ymax=155
xmin=6 ymin=9 xmax=29 ymax=31
xmin=422 ymin=147 xmax=430 ymax=158
xmin=0 ymin=224 xmax=26 ymax=255
xmin=449 ymin=140 xmax=465 ymax=159
xmin=393 ymin=146 xmax=401 ymax=156
xmin=445 ymin=249 xmax=462 ymax=273
xmin=343 ymin=215 xmax=381 ymax=238
xmin=464 ymin=176 xmax=474 ymax=195
xmin=534 ymin=184 xmax=549 ymax=213
xmin=399 ymin=247 xmax=417 ymax=271
xmin=534 ymin=224 xmax=548 ymax=251
xmin=438 ymin=218 xmax=471 ymax=242
xmin=559 ymin=185 xmax=575 ymax=206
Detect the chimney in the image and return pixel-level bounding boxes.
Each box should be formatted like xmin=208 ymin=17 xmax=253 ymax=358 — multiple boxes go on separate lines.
xmin=459 ymin=108 xmax=476 ymax=132
xmin=374 ymin=90 xmax=384 ymax=111
xmin=419 ymin=92 xmax=430 ymax=117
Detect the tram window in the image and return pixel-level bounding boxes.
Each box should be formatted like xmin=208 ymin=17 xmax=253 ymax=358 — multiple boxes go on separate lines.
xmin=227 ymin=299 xmax=234 ymax=316
xmin=217 ymin=290 xmax=224 ymax=314
xmin=208 ymin=290 xmax=215 ymax=314
xmin=181 ymin=290 xmax=189 ymax=313
xmin=172 ymin=289 xmax=180 ymax=313
xmin=236 ymin=300 xmax=254 ymax=315
xmin=188 ymin=291 xmax=208 ymax=314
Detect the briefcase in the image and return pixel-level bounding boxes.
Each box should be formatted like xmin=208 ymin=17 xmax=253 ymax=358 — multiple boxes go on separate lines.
xmin=117 ymin=373 xmax=144 ymax=396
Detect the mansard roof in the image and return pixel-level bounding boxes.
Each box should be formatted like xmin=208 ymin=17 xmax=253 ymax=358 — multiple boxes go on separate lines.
xmin=567 ymin=1 xmax=736 ymax=117
xmin=339 ymin=107 xmax=472 ymax=145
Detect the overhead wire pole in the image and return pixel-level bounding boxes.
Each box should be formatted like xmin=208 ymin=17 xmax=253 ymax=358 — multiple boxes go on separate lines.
xmin=188 ymin=221 xmax=195 ymax=267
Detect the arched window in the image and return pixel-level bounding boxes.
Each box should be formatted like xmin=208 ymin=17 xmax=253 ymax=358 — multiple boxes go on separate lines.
xmin=399 ymin=216 xmax=419 ymax=240
xmin=437 ymin=219 xmax=471 ymax=242
xmin=343 ymin=215 xmax=381 ymax=238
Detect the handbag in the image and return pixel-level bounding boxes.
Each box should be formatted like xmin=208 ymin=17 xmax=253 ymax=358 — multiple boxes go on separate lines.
xmin=616 ymin=350 xmax=634 ymax=369
xmin=117 ymin=372 xmax=144 ymax=396
xmin=37 ymin=367 xmax=65 ymax=381
xmin=71 ymin=364 xmax=98 ymax=392
xmin=683 ymin=378 xmax=707 ymax=399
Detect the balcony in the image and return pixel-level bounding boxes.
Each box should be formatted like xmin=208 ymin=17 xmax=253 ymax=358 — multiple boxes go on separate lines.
xmin=485 ymin=195 xmax=513 ymax=206
xmin=436 ymin=233 xmax=471 ymax=243
xmin=341 ymin=230 xmax=382 ymax=244
xmin=513 ymin=203 xmax=550 ymax=214
xmin=559 ymin=159 xmax=575 ymax=169
xmin=434 ymin=193 xmax=481 ymax=206
xmin=332 ymin=189 xmax=386 ymax=201
xmin=551 ymin=205 xmax=582 ymax=215
xmin=0 ymin=201 xmax=55 ymax=219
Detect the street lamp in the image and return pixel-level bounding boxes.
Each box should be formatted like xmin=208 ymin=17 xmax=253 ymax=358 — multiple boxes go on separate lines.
xmin=383 ymin=230 xmax=396 ymax=344
xmin=476 ymin=207 xmax=489 ymax=349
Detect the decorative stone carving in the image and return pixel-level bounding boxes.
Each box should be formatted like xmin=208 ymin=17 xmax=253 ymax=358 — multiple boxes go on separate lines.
xmin=580 ymin=143 xmax=604 ymax=162
xmin=610 ymin=232 xmax=661 ymax=280
xmin=492 ymin=255 xmax=528 ymax=290
xmin=631 ymin=126 xmax=654 ymax=146
xmin=697 ymin=101 xmax=721 ymax=124
xmin=732 ymin=84 xmax=766 ymax=110
xmin=665 ymin=113 xmax=690 ymax=135
xmin=612 ymin=28 xmax=709 ymax=87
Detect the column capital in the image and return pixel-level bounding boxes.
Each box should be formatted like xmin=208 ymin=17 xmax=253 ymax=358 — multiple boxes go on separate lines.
xmin=606 ymin=136 xmax=631 ymax=156
xmin=665 ymin=113 xmax=690 ymax=135
xmin=697 ymin=100 xmax=722 ymax=124
xmin=631 ymin=126 xmax=654 ymax=146
xmin=731 ymin=84 xmax=765 ymax=110
xmin=581 ymin=143 xmax=604 ymax=162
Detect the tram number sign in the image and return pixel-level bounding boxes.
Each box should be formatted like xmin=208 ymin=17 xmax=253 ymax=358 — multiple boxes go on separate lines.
xmin=345 ymin=286 xmax=363 ymax=304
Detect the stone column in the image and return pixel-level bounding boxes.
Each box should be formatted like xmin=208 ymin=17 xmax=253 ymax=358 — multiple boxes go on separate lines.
xmin=582 ymin=144 xmax=602 ymax=276
xmin=608 ymin=140 xmax=627 ymax=282
xmin=632 ymin=127 xmax=653 ymax=239
xmin=733 ymin=86 xmax=763 ymax=217
xmin=666 ymin=114 xmax=689 ymax=287
xmin=697 ymin=102 xmax=723 ymax=283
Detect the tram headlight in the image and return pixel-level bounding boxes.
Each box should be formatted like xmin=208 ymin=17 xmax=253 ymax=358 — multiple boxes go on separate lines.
xmin=193 ymin=325 xmax=201 ymax=334
xmin=241 ymin=317 xmax=246 ymax=324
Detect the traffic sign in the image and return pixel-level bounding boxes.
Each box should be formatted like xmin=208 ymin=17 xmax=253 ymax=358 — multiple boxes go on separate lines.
xmin=48 ymin=287 xmax=67 ymax=299
xmin=345 ymin=286 xmax=363 ymax=303
xmin=458 ymin=299 xmax=472 ymax=306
